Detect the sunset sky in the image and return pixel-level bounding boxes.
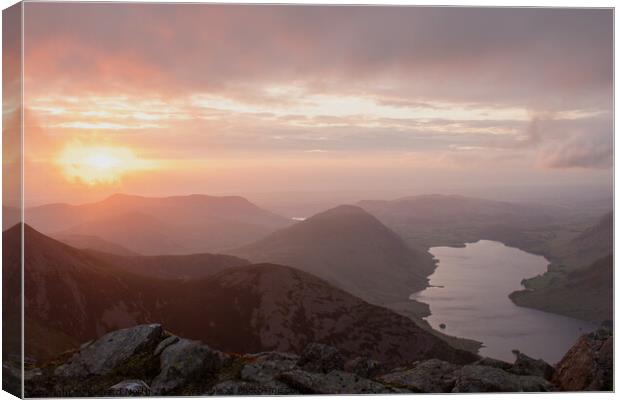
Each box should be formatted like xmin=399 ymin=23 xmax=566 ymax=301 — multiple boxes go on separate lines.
xmin=16 ymin=4 xmax=613 ymax=205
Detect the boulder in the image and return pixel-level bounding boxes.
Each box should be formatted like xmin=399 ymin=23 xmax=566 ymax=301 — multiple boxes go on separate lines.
xmin=452 ymin=365 xmax=553 ymax=393
xmin=379 ymin=359 xmax=459 ymax=392
xmin=106 ymin=379 xmax=151 ymax=396
xmin=209 ymin=380 xmax=298 ymax=395
xmin=54 ymin=324 xmax=165 ymax=377
xmin=297 ymin=342 xmax=345 ymax=373
xmin=552 ymin=328 xmax=613 ymax=391
xmin=344 ymin=357 xmax=382 ymax=378
xmin=240 ymin=352 xmax=298 ymax=384
xmin=509 ymin=352 xmax=554 ymax=380
xmin=518 ymin=375 xmax=556 ymax=392
xmin=473 ymin=357 xmax=513 ymax=371
xmin=151 ymin=338 xmax=229 ymax=395
xmin=278 ymin=369 xmax=392 ymax=394
xmin=153 ymin=335 xmax=180 ymax=356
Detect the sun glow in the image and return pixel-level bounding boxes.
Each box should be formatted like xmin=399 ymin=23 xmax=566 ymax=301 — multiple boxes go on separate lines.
xmin=56 ymin=142 xmax=154 ymax=185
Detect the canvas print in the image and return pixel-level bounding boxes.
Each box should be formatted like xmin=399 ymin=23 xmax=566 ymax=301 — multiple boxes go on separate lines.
xmin=2 ymin=2 xmax=614 ymax=397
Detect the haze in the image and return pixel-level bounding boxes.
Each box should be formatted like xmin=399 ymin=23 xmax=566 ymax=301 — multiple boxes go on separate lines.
xmin=9 ymin=4 xmax=612 ymax=206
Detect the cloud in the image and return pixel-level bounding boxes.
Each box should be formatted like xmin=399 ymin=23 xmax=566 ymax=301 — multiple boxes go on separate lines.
xmin=537 ymin=130 xmax=613 ymax=169
xmin=18 ymin=1 xmax=613 ymax=197
xmin=23 ymin=4 xmax=612 ymax=111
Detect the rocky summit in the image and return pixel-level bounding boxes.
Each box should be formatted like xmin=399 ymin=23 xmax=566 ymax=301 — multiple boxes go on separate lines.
xmin=24 ymin=323 xmax=611 ymax=396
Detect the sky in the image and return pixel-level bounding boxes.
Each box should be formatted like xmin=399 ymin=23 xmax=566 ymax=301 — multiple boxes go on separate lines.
xmin=13 ymin=4 xmax=613 ymax=205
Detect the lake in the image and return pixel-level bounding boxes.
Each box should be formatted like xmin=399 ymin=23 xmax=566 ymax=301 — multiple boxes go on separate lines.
xmin=411 ymin=240 xmax=598 ymax=364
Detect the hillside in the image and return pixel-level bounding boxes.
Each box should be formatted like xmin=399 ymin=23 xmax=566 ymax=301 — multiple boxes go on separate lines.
xmin=5 ymin=224 xmax=247 ymax=359
xmin=160 ymin=263 xmax=475 ymax=366
xmin=53 ymin=233 xmax=140 ymax=256
xmin=7 ymin=225 xmax=474 ymax=367
xmin=232 ymin=205 xmax=436 ymax=311
xmin=24 ymin=194 xmax=292 ymax=255
xmin=561 ymin=212 xmax=613 ymax=269
xmin=511 ymin=254 xmax=613 ymax=322
xmin=511 ymin=212 xmax=613 ymax=321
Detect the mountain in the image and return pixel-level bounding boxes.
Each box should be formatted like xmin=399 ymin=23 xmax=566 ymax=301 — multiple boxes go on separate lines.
xmin=24 ymin=193 xmax=292 ymax=255
xmin=57 ymin=211 xmax=190 ymax=255
xmin=89 ymin=249 xmax=250 ymax=281
xmin=232 ymin=205 xmax=436 ymax=311
xmin=53 ymin=233 xmax=140 ymax=256
xmin=358 ymin=194 xmax=567 ymax=249
xmin=8 ymin=225 xmax=474 ymax=367
xmin=5 ymin=224 xmax=248 ymax=359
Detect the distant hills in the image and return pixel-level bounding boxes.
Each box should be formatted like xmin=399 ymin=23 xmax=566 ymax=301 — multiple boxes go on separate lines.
xmin=232 ymin=205 xmax=436 ymax=312
xmin=6 ymin=224 xmax=474 ymax=366
xmin=358 ymin=194 xmax=567 ymax=249
xmin=23 ymin=194 xmax=292 ymax=255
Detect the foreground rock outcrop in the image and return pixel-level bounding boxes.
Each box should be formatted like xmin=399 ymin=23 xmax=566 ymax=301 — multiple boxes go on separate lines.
xmin=23 ymin=324 xmax=572 ymax=396
xmin=552 ymin=327 xmax=613 ymax=391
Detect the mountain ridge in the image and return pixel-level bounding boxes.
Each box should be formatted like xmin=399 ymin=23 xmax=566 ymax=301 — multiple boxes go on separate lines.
xmin=24 ymin=193 xmax=293 ymax=255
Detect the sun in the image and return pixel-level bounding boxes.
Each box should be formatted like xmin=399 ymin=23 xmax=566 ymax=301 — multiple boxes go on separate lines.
xmin=56 ymin=142 xmax=152 ymax=185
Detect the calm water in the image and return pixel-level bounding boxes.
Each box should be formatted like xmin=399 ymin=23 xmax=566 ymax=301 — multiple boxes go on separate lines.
xmin=411 ymin=240 xmax=598 ymax=364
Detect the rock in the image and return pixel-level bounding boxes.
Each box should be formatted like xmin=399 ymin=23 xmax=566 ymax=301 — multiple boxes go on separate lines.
xmin=278 ymin=369 xmax=392 ymax=394
xmin=452 ymin=365 xmax=553 ymax=393
xmin=518 ymin=375 xmax=556 ymax=392
xmin=79 ymin=340 xmax=94 ymax=350
xmin=439 ymin=323 xmax=446 ymax=329
xmin=24 ymin=368 xmax=42 ymax=381
xmin=3 ymin=362 xmax=21 ymax=397
xmin=509 ymin=352 xmax=554 ymax=380
xmin=600 ymin=320 xmax=613 ymax=330
xmin=54 ymin=324 xmax=164 ymax=377
xmin=106 ymin=379 xmax=151 ymax=396
xmin=473 ymin=357 xmax=513 ymax=371
xmin=344 ymin=357 xmax=382 ymax=378
xmin=379 ymin=359 xmax=459 ymax=392
xmin=151 ymin=338 xmax=229 ymax=395
xmin=153 ymin=335 xmax=179 ymax=356
xmin=209 ymin=380 xmax=298 ymax=395
xmin=552 ymin=329 xmax=613 ymax=391
xmin=297 ymin=342 xmax=345 ymax=373
xmin=240 ymin=352 xmax=298 ymax=383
